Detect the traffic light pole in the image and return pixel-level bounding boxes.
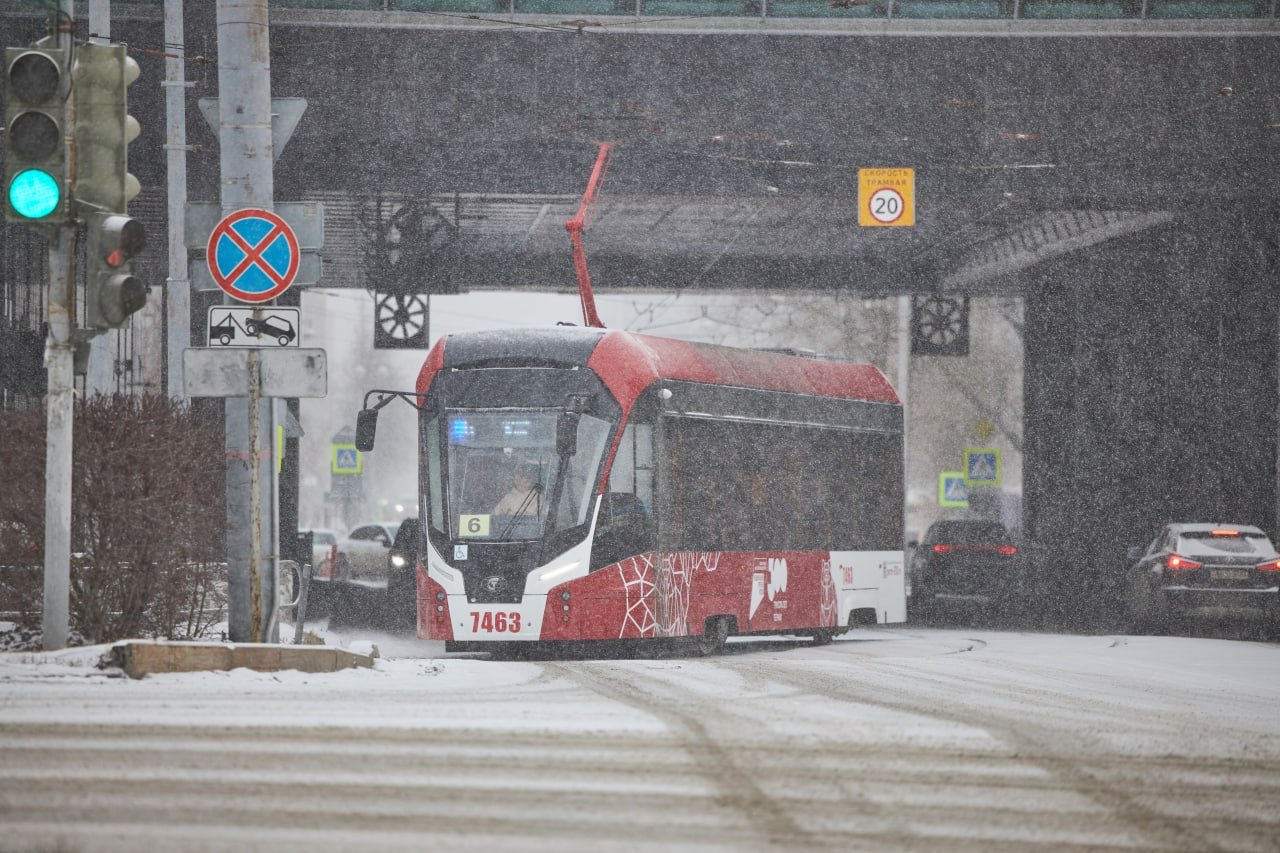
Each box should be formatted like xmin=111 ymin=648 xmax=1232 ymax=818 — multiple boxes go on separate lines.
xmin=43 ymin=230 xmax=75 ymax=651
xmin=42 ymin=4 xmax=75 ymax=652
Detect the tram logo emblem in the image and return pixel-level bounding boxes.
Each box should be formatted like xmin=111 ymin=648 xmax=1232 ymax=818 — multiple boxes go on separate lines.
xmin=750 ymin=558 xmax=789 ymax=617
xmin=483 ymin=576 xmax=504 ymax=593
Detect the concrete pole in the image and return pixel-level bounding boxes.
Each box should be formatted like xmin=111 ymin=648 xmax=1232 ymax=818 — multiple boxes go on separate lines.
xmin=42 ymin=3 xmax=76 ymax=651
xmin=43 ymin=230 xmax=75 ymax=652
xmin=898 ymin=295 xmax=911 ymax=541
xmin=217 ymin=0 xmax=277 ymax=642
xmin=163 ymin=0 xmax=190 ymax=399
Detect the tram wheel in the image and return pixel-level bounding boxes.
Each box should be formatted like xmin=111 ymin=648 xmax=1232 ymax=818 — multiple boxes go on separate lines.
xmin=810 ymin=629 xmax=835 ymax=646
xmin=694 ymin=617 xmax=729 ymax=656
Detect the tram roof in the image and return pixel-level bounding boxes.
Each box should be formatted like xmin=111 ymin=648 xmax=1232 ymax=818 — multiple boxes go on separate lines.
xmin=419 ymin=327 xmax=900 ymax=408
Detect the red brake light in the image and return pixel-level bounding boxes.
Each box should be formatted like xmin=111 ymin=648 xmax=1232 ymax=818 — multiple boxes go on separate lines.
xmin=1256 ymin=559 xmax=1280 ymax=572
xmin=997 ymin=546 xmax=1017 ymax=556
xmin=1211 ymin=529 xmax=1239 ymax=536
xmin=1165 ymin=554 xmax=1203 ymax=572
xmin=932 ymin=544 xmax=951 ymax=553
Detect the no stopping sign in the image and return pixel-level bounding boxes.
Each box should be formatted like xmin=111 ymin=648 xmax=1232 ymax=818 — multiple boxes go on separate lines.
xmin=206 ymin=208 xmax=301 ymax=303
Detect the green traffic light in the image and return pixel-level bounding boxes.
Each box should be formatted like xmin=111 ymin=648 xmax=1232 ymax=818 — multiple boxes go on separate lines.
xmin=7 ymin=168 xmax=60 ymax=219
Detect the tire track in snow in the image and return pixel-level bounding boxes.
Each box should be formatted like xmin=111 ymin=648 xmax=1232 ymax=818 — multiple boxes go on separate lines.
xmin=720 ymin=655 xmax=1256 ymax=852
xmin=540 ymin=660 xmax=825 ymax=850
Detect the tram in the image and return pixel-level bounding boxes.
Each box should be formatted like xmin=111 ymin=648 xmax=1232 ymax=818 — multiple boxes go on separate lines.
xmin=356 ymin=326 xmax=906 ymax=652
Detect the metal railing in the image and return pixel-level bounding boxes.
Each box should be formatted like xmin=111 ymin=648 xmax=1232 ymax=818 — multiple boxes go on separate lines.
xmin=276 ymin=559 xmax=314 ymax=644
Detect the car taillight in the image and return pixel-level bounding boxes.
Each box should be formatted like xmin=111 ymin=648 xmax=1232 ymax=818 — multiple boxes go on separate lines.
xmin=932 ymin=544 xmax=951 ymax=553
xmin=1256 ymin=559 xmax=1280 ymax=572
xmin=997 ymin=546 xmax=1017 ymax=556
xmin=1165 ymin=554 xmax=1202 ymax=572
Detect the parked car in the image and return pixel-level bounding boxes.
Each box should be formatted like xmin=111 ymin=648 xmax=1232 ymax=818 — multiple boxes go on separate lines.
xmin=323 ymin=521 xmax=401 ymax=588
xmin=1124 ymin=523 xmax=1280 ymax=632
xmin=910 ymin=519 xmax=1024 ymax=618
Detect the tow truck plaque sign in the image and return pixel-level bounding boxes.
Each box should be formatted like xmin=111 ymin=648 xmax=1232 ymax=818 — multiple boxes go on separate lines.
xmin=208 ymin=306 xmax=300 ymax=348
xmin=206 ymin=207 xmax=301 ymax=303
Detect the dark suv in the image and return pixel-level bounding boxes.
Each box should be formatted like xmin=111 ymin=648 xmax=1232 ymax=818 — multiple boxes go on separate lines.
xmin=911 ymin=519 xmax=1023 ymax=618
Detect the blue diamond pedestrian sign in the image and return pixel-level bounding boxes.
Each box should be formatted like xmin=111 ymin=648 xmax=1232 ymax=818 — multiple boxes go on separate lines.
xmin=939 ymin=471 xmax=969 ymax=508
xmin=963 ymin=448 xmax=1000 ymax=487
xmin=332 ymin=443 xmax=362 ymax=475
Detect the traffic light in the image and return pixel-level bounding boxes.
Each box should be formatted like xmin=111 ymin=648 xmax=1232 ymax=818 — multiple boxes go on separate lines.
xmin=72 ymin=42 xmax=140 ymax=215
xmin=84 ymin=211 xmax=146 ymax=329
xmin=4 ymin=45 xmax=70 ymax=224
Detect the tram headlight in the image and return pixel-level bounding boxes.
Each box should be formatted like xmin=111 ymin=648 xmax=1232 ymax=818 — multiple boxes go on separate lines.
xmin=538 ymin=561 xmax=581 ymax=583
xmin=391 ymin=554 xmax=407 ymax=569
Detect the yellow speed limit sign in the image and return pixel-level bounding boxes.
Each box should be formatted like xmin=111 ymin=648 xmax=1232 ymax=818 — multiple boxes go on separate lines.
xmin=858 ymin=168 xmax=915 ymax=227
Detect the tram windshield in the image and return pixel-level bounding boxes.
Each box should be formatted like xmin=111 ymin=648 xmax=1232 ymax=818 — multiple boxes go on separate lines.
xmin=423 ymin=408 xmax=612 ymax=543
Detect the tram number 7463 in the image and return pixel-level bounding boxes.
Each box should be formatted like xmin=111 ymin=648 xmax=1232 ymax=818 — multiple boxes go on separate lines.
xmin=471 ymin=611 xmax=522 ymax=633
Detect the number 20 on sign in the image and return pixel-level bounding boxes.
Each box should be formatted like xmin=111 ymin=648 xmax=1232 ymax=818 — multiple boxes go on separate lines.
xmin=858 ymin=168 xmax=915 ymax=227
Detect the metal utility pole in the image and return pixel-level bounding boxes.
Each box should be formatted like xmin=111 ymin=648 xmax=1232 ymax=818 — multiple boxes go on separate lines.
xmin=41 ymin=2 xmax=76 ymax=652
xmin=163 ymin=0 xmax=190 ymax=399
xmin=217 ymin=0 xmax=278 ymax=642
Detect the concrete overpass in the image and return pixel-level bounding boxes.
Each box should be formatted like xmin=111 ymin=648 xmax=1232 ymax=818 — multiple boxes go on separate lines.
xmin=2 ymin=3 xmax=1278 ymax=601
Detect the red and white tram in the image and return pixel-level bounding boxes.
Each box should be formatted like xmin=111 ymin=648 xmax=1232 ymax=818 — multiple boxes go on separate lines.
xmin=357 ymin=327 xmax=905 ymax=652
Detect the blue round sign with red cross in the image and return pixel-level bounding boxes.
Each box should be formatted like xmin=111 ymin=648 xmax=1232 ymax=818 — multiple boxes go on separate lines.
xmin=206 ymin=208 xmax=300 ymax=303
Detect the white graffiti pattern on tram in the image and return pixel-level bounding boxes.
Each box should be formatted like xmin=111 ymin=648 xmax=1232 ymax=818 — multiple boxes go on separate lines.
xmin=617 ymin=552 xmax=718 ymax=638
xmin=618 ymin=554 xmax=658 ymax=638
xmin=657 ymin=552 xmax=718 ymax=637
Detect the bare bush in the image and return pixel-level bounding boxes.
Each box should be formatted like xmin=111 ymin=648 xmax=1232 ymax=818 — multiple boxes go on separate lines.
xmin=0 ymin=395 xmax=225 ymax=643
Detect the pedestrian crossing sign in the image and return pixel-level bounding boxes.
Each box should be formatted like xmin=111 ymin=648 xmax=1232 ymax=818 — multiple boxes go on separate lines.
xmin=332 ymin=443 xmax=362 ymax=475
xmin=963 ymin=448 xmax=1000 ymax=487
xmin=939 ymin=471 xmax=969 ymax=507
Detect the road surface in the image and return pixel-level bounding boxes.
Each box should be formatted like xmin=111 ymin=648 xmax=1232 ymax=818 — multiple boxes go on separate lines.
xmin=1 ymin=628 xmax=1277 ymax=851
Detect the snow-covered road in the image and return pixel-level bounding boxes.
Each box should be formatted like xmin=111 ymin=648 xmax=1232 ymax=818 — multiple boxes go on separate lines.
xmin=1 ymin=628 xmax=1277 ymax=852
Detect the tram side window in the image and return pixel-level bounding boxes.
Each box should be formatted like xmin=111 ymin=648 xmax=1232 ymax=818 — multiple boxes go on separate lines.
xmin=829 ymin=430 xmax=903 ymax=551
xmin=664 ymin=417 xmax=795 ymax=551
xmin=663 ymin=417 xmax=901 ymax=553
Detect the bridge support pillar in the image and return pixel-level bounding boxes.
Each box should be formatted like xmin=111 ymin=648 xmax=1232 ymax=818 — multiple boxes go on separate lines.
xmin=1022 ymin=207 xmax=1279 ymax=619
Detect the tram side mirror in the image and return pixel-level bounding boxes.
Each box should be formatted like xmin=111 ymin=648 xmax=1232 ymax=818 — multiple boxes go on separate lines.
xmin=557 ymin=411 xmax=579 ymax=457
xmin=355 ymin=408 xmax=379 ymax=452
